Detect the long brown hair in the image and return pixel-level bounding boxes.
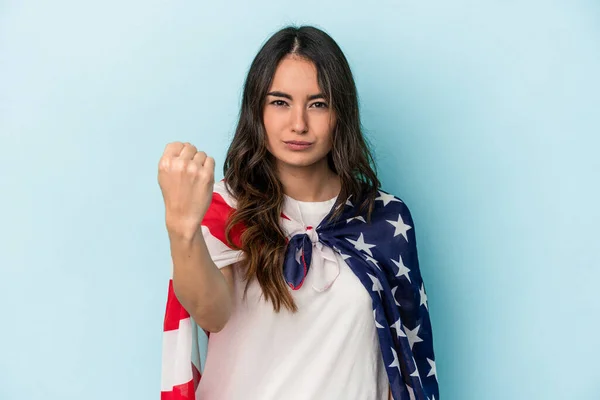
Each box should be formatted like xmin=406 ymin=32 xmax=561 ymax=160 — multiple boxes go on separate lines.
xmin=223 ymin=25 xmax=380 ymax=312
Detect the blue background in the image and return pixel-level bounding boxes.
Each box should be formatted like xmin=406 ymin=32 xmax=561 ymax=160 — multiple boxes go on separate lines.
xmin=1 ymin=1 xmax=599 ymax=399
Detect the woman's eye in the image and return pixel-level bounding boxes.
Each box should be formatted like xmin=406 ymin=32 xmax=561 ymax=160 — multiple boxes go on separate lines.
xmin=271 ymin=100 xmax=287 ymax=107
xmin=311 ymin=102 xmax=328 ymax=109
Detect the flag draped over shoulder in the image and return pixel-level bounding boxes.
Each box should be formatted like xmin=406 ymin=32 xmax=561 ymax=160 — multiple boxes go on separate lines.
xmin=161 ymin=182 xmax=439 ymax=400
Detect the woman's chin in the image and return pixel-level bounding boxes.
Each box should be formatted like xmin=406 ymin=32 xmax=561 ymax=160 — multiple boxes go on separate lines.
xmin=275 ymin=156 xmax=326 ymax=170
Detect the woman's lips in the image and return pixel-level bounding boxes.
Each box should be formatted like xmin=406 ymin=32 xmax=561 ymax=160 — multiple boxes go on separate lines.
xmin=284 ymin=141 xmax=313 ymax=151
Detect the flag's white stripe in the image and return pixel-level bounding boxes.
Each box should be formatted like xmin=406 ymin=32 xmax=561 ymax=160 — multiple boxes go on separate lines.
xmin=201 ymin=225 xmax=244 ymax=268
xmin=191 ymin=320 xmax=202 ymax=373
xmin=213 ymin=180 xmax=236 ymax=208
xmin=161 ymin=318 xmax=193 ymax=391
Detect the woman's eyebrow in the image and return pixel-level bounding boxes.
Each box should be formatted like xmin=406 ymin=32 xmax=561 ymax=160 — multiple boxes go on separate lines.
xmin=267 ymin=91 xmax=325 ymax=101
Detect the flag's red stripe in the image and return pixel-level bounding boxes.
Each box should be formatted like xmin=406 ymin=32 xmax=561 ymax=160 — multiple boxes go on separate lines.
xmin=192 ymin=363 xmax=201 ymax=388
xmin=163 ymin=280 xmax=190 ymax=332
xmin=202 ymin=192 xmax=245 ymax=248
xmin=160 ymin=378 xmax=195 ymax=400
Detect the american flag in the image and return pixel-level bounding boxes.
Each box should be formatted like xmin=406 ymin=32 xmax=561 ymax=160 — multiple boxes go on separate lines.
xmin=161 ymin=181 xmax=439 ymax=400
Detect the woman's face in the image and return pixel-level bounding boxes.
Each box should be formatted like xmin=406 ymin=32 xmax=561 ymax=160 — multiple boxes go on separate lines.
xmin=263 ymin=55 xmax=336 ymax=171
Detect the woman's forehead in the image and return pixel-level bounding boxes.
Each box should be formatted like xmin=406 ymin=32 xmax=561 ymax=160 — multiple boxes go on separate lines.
xmin=269 ymin=56 xmax=321 ymax=96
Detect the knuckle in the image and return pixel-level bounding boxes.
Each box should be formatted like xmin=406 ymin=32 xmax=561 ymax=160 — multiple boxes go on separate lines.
xmin=196 ymin=167 xmax=211 ymax=181
xmin=166 ymin=141 xmax=181 ymax=150
xmin=186 ymin=162 xmax=199 ymax=174
xmin=172 ymin=158 xmax=186 ymax=171
xmin=158 ymin=157 xmax=171 ymax=169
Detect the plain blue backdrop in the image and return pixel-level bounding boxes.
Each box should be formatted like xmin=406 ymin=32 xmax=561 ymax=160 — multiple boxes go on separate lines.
xmin=1 ymin=1 xmax=599 ymax=399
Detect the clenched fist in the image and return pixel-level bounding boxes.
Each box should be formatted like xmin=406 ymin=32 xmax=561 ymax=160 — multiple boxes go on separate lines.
xmin=158 ymin=142 xmax=215 ymax=239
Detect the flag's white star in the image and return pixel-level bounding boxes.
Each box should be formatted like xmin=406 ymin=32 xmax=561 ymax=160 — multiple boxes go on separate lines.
xmin=367 ymin=273 xmax=383 ymax=295
xmin=365 ymin=255 xmax=381 ymax=270
xmin=388 ymin=347 xmax=401 ymax=374
xmin=346 ymin=216 xmax=366 ymax=224
xmin=410 ymin=356 xmax=422 ymax=384
xmin=419 ymin=283 xmax=428 ymax=310
xmin=373 ymin=309 xmax=384 ymax=328
xmin=410 ymin=365 xmax=420 ymax=378
xmin=376 ymin=190 xmax=402 ymax=206
xmin=391 ymin=286 xmax=401 ymax=307
xmin=392 ymin=254 xmax=411 ymax=282
xmin=406 ymin=384 xmax=416 ymax=400
xmin=333 ymin=246 xmax=351 ymax=261
xmin=427 ymin=358 xmax=437 ymax=381
xmin=391 ymin=317 xmax=406 ymax=337
xmin=347 ymin=233 xmax=376 ymax=256
xmin=404 ymin=324 xmax=423 ymax=349
xmin=295 ymin=248 xmax=302 ymax=265
xmin=386 ymin=214 xmax=412 ymax=241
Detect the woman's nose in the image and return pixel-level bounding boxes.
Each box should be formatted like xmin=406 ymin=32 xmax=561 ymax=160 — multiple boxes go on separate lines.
xmin=291 ymin=106 xmax=308 ymax=134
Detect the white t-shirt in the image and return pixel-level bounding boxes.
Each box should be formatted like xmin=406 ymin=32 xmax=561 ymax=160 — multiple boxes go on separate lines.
xmin=196 ymin=183 xmax=389 ymax=400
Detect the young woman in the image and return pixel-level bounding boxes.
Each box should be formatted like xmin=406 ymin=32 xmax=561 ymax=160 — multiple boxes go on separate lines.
xmin=159 ymin=25 xmax=439 ymax=400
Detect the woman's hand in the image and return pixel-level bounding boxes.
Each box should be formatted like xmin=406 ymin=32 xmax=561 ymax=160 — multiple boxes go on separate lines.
xmin=158 ymin=142 xmax=215 ymax=240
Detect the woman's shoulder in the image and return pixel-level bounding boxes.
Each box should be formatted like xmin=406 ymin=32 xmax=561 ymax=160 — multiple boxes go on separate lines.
xmin=374 ymin=188 xmax=407 ymax=206
xmin=212 ymin=179 xmax=237 ymax=208
xmin=213 ymin=179 xmax=228 ymax=195
xmin=368 ymin=187 xmax=415 ymax=220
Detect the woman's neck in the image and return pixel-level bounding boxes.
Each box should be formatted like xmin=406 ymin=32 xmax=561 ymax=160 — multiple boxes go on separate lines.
xmin=277 ymin=159 xmax=341 ymax=202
